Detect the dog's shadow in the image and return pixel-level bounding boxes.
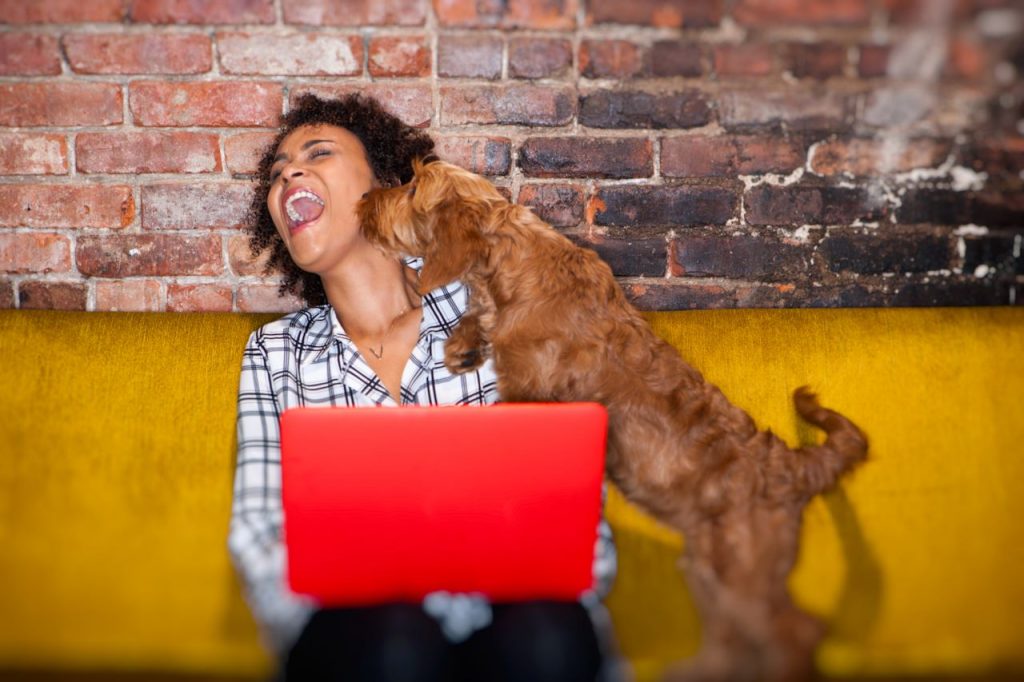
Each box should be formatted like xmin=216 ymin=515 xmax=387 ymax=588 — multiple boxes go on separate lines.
xmin=795 ymin=418 xmax=885 ymax=643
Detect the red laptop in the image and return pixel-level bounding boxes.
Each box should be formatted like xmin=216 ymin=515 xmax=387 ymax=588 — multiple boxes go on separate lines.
xmin=280 ymin=403 xmax=607 ymax=606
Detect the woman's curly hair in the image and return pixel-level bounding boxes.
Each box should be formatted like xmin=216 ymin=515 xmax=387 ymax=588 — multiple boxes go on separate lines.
xmin=245 ymin=93 xmax=436 ymax=307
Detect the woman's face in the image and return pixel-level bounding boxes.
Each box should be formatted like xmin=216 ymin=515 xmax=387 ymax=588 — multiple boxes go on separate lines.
xmin=266 ymin=124 xmax=378 ymax=274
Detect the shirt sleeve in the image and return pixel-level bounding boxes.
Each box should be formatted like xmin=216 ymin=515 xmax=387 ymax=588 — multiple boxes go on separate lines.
xmin=584 ymin=483 xmax=618 ymax=605
xmin=227 ymin=330 xmax=317 ymax=658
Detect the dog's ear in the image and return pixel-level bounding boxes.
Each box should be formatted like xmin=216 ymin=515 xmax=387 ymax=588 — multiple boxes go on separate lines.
xmin=418 ymin=201 xmax=488 ymax=294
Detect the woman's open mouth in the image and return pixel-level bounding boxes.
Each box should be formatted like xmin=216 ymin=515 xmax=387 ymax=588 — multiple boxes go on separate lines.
xmin=282 ymin=187 xmax=325 ymax=234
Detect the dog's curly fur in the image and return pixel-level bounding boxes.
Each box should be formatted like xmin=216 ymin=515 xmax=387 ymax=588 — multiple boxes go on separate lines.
xmin=358 ymin=160 xmax=869 ymax=681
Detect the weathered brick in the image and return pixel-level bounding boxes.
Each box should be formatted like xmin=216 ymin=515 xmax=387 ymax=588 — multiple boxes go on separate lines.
xmin=517 ymin=184 xmax=584 ymax=227
xmin=130 ymin=81 xmax=282 ymax=127
xmin=0 ymin=0 xmax=124 ymax=22
xmin=218 ymin=32 xmax=362 ymax=76
xmin=95 ymin=279 xmax=163 ymax=312
xmin=292 ymin=84 xmax=433 ymax=128
xmin=0 ymin=184 xmax=134 ymax=228
xmin=825 ymin=231 xmax=950 ymax=274
xmin=441 ymin=85 xmax=576 ymax=126
xmin=961 ymin=235 xmax=1019 ymax=275
xmin=508 ymin=38 xmax=572 ymax=79
xmin=593 ymin=186 xmax=737 ymax=227
xmin=663 ymin=135 xmax=806 ymax=177
xmin=858 ymin=43 xmax=890 ymax=77
xmin=63 ymin=33 xmax=212 ymax=74
xmin=0 ymin=83 xmax=123 ymax=127
xmin=671 ymin=233 xmax=814 ymax=280
xmin=167 ymin=283 xmax=233 ymax=312
xmin=434 ymin=136 xmax=512 ymax=175
xmin=883 ymin=0 xmax=972 ymax=24
xmin=0 ymin=233 xmax=71 ymax=274
xmin=518 ymin=137 xmax=653 ymax=178
xmin=573 ymin=233 xmax=668 ymax=277
xmin=77 ymin=132 xmax=222 ymax=174
xmin=438 ymin=35 xmax=503 ymax=79
xmin=369 ymin=36 xmax=431 ymax=77
xmin=579 ymin=90 xmax=711 ymax=129
xmin=650 ymin=42 xmax=703 ymax=77
xmin=745 ymin=186 xmax=885 ymax=226
xmin=18 ymin=281 xmax=87 ymax=310
xmin=76 ymin=234 xmax=223 ymax=277
xmin=0 ymin=33 xmax=61 ymax=75
xmin=225 ymin=132 xmax=276 ymax=175
xmin=898 ymin=190 xmax=1024 ymax=227
xmin=734 ymin=0 xmax=869 ymax=25
xmin=860 ymin=86 xmax=941 ymax=128
xmin=713 ymin=44 xmax=775 ymax=77
xmin=810 ymin=138 xmax=951 ymax=176
xmin=434 ymin=0 xmax=577 ymax=29
xmin=967 ymin=137 xmax=1024 ymax=177
xmin=142 ymin=182 xmax=253 ymax=230
xmin=580 ymin=40 xmax=644 ymax=79
xmin=228 ymin=235 xmax=272 ymax=276
xmin=718 ymin=89 xmax=847 ymax=131
xmin=890 ymin=278 xmax=1009 ymax=307
xmin=130 ymin=0 xmax=274 ymax=23
xmin=0 ymin=133 xmax=69 ymax=175
xmin=284 ymin=0 xmax=426 ymax=26
xmin=0 ymin=279 xmax=12 ymax=308
xmin=786 ymin=42 xmax=846 ymax=79
xmin=588 ymin=0 xmax=720 ymax=27
xmin=947 ymin=37 xmax=987 ymax=80
xmin=237 ymin=283 xmax=303 ymax=312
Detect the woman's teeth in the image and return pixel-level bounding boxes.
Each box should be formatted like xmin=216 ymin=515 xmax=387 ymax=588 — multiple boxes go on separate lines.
xmin=285 ymin=190 xmax=325 ymax=224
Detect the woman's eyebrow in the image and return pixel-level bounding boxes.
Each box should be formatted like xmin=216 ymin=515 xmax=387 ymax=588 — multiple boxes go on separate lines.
xmin=273 ymin=139 xmax=335 ymax=164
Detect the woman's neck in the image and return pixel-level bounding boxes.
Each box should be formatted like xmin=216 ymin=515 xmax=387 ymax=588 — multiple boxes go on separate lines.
xmin=320 ymin=248 xmax=417 ymax=339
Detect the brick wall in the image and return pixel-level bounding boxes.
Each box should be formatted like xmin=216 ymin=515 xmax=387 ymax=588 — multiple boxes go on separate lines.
xmin=0 ymin=0 xmax=1021 ymax=312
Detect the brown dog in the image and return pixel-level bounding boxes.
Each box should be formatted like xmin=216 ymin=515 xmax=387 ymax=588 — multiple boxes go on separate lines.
xmin=358 ymin=159 xmax=868 ymax=681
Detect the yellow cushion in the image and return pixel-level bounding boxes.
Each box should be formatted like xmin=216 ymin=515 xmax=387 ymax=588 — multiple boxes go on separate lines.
xmin=1 ymin=307 xmax=1022 ymax=679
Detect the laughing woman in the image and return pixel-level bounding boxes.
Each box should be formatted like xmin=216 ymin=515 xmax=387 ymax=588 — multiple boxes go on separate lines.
xmin=227 ymin=93 xmax=618 ymax=682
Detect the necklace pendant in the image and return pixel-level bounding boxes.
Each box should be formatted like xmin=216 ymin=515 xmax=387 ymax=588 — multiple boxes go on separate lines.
xmin=367 ymin=344 xmax=384 ymax=360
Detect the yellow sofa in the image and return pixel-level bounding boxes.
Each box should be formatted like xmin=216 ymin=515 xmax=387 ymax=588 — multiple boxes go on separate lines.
xmin=1 ymin=307 xmax=1023 ymax=681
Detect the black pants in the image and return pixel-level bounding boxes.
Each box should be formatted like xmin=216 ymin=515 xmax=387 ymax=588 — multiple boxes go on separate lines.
xmin=284 ymin=601 xmax=603 ymax=682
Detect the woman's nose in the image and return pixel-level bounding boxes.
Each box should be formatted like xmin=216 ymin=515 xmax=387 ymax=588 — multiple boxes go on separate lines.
xmin=281 ymin=164 xmax=305 ymax=183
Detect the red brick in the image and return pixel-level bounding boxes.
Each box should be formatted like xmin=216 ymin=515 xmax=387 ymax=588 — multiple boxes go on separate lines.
xmin=95 ymin=279 xmax=163 ymax=311
xmin=0 ymin=233 xmax=71 ymax=274
xmin=63 ymin=33 xmax=212 ymax=75
xmin=714 ymin=44 xmax=775 ymax=76
xmin=225 ymin=132 xmax=276 ymax=174
xmin=661 ymin=136 xmax=736 ymax=177
xmin=283 ymin=0 xmax=426 ymax=26
xmin=435 ymin=0 xmax=578 ymax=29
xmin=580 ymin=90 xmax=710 ymax=129
xmin=77 ymin=132 xmax=222 ymax=174
xmin=228 ymin=235 xmax=271 ymax=276
xmin=518 ymin=137 xmax=653 ymax=178
xmin=441 ymin=85 xmax=576 ymax=126
xmin=0 ymin=279 xmax=12 ymax=308
xmin=218 ymin=32 xmax=362 ymax=76
xmin=588 ymin=0 xmax=720 ymax=27
xmin=129 ymin=0 xmax=274 ymax=24
xmin=947 ymin=37 xmax=987 ymax=79
xmin=594 ymin=186 xmax=737 ymax=226
xmin=434 ymin=136 xmax=512 ymax=175
xmin=142 ymin=182 xmax=253 ymax=230
xmin=237 ymin=283 xmax=303 ymax=312
xmin=18 ymin=280 xmax=87 ymax=310
xmin=508 ymin=37 xmax=572 ymax=79
xmin=167 ymin=283 xmax=233 ymax=312
xmin=0 ymin=133 xmax=69 ymax=175
xmin=0 ymin=0 xmax=124 ymax=22
xmin=0 ymin=184 xmax=134 ymax=228
xmin=0 ymin=83 xmax=123 ymax=127
xmin=786 ymin=42 xmax=847 ymax=79
xmin=438 ymin=34 xmax=503 ymax=79
xmin=76 ymin=234 xmax=223 ymax=277
xmin=291 ymin=84 xmax=433 ymax=128
xmin=650 ymin=42 xmax=703 ymax=77
xmin=579 ymin=40 xmax=644 ymax=79
xmin=883 ymin=0 xmax=972 ymax=24
xmin=858 ymin=44 xmax=890 ymax=77
xmin=734 ymin=0 xmax=869 ymax=25
xmin=671 ymin=233 xmax=815 ymax=280
xmin=718 ymin=89 xmax=847 ymax=131
xmin=745 ymin=186 xmax=884 ymax=226
xmin=369 ymin=36 xmax=431 ymax=77
xmin=0 ymin=34 xmax=61 ymax=75
xmin=517 ymin=184 xmax=584 ymax=227
xmin=130 ymin=81 xmax=282 ymax=127
xmin=576 ymin=233 xmax=668 ymax=277
xmin=732 ymin=136 xmax=807 ymax=174
xmin=810 ymin=138 xmax=951 ymax=176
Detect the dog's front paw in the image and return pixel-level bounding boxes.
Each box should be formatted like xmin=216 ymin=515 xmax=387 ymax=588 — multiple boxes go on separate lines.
xmin=444 ymin=344 xmax=486 ymax=373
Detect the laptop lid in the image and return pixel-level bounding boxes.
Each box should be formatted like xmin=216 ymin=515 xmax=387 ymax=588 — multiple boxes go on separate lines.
xmin=280 ymin=403 xmax=607 ymax=606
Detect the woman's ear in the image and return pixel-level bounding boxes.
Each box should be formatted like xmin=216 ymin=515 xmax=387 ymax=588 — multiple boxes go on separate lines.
xmin=418 ymin=201 xmax=488 ymax=294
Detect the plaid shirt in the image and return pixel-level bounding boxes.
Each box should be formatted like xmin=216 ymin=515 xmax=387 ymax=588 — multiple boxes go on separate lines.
xmin=227 ymin=261 xmax=617 ymax=657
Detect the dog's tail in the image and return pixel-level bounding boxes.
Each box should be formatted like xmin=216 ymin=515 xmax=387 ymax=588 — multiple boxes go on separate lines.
xmin=791 ymin=386 xmax=868 ymax=495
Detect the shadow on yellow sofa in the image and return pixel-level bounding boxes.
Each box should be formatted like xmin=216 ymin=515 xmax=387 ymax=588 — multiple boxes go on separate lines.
xmin=1 ymin=307 xmax=1022 ymax=681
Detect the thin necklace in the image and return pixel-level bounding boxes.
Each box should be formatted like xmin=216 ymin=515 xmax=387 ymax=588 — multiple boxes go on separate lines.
xmin=365 ymin=271 xmax=419 ymax=361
